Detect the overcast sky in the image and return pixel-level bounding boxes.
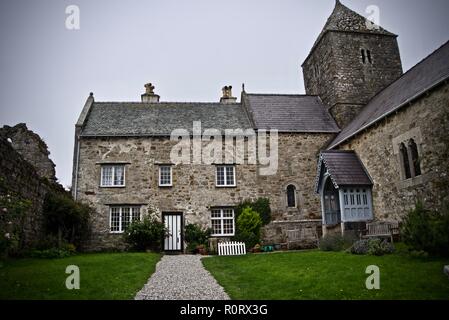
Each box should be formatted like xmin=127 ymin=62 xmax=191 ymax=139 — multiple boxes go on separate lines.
xmin=0 ymin=0 xmax=448 ymax=188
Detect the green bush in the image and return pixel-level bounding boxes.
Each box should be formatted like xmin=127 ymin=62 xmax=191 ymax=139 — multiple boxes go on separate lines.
xmin=124 ymin=214 xmax=166 ymax=251
xmin=43 ymin=191 xmax=92 ymax=249
xmin=349 ymin=239 xmax=394 ymax=256
xmin=29 ymin=245 xmax=76 ymax=259
xmin=233 ymin=207 xmax=263 ymax=250
xmin=235 ymin=198 xmax=271 ymax=226
xmin=184 ymin=223 xmax=211 ymax=254
xmin=319 ymin=233 xmax=357 ymax=252
xmin=401 ymin=202 xmax=449 ymax=257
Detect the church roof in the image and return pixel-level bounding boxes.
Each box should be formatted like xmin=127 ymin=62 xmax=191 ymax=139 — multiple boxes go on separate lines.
xmin=244 ymin=94 xmax=340 ymax=133
xmin=328 ymin=40 xmax=449 ymax=149
xmin=80 ymin=102 xmax=252 ymax=137
xmin=315 ymin=150 xmax=373 ymax=193
xmin=304 ymin=1 xmax=396 ymax=64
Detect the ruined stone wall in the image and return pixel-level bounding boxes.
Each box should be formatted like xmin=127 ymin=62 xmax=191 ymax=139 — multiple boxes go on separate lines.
xmin=303 ymin=32 xmax=403 ymax=128
xmin=0 ymin=123 xmax=56 ymax=182
xmin=75 ymin=133 xmax=333 ymax=250
xmin=337 ymin=82 xmax=449 ymax=221
xmin=0 ymin=138 xmax=51 ymax=246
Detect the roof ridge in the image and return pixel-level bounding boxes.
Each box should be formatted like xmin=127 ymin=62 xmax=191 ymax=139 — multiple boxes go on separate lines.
xmin=93 ymin=101 xmax=241 ymax=105
xmin=246 ymin=93 xmax=318 ymax=97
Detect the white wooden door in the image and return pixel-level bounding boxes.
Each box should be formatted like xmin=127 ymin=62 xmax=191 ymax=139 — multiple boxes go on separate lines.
xmin=163 ymin=213 xmax=182 ymax=251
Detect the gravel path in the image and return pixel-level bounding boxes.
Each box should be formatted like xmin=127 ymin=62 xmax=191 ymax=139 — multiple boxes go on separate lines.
xmin=135 ymin=255 xmax=230 ymax=300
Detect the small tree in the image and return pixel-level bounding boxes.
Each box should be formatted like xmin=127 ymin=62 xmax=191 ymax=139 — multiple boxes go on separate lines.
xmin=42 ymin=190 xmax=91 ymax=250
xmin=124 ymin=213 xmax=166 ymax=252
xmin=402 ymin=202 xmax=449 ymax=256
xmin=234 ymin=207 xmax=263 ymax=250
xmin=235 ymin=198 xmax=271 ymax=226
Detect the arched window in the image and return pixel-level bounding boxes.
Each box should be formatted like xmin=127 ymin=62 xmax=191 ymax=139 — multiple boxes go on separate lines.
xmin=409 ymin=139 xmax=421 ymax=177
xmin=287 ymin=185 xmax=296 ymax=208
xmin=361 ymin=49 xmax=366 ymax=64
xmin=400 ymin=143 xmax=411 ymax=179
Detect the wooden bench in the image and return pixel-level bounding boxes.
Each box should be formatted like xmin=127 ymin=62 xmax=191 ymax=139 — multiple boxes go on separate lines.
xmin=287 ymin=226 xmax=319 ymax=250
xmin=360 ymin=222 xmax=394 ymax=243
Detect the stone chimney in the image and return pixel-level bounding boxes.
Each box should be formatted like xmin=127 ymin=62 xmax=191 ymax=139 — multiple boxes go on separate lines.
xmin=141 ymin=83 xmax=160 ymax=103
xmin=220 ymin=85 xmax=237 ymax=104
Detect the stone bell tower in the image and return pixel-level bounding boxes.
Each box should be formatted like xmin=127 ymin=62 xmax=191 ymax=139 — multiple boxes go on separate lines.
xmin=302 ymin=0 xmax=403 ymax=128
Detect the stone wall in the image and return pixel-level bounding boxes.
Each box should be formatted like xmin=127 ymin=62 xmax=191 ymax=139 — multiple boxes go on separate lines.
xmin=303 ymin=31 xmax=403 ymax=127
xmin=75 ymin=133 xmax=333 ymax=250
xmin=0 ymin=137 xmax=53 ymax=247
xmin=337 ymin=81 xmax=449 ymax=221
xmin=0 ymin=123 xmax=56 ymax=182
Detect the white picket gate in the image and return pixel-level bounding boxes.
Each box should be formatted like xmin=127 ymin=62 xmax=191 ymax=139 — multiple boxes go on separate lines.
xmin=217 ymin=241 xmax=246 ymax=256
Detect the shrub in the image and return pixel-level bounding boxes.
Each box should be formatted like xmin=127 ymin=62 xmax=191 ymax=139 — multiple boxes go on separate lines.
xmin=233 ymin=207 xmax=263 ymax=250
xmin=319 ymin=233 xmax=357 ymax=252
xmin=184 ymin=223 xmax=211 ymax=254
xmin=401 ymin=202 xmax=449 ymax=256
xmin=123 ymin=214 xmax=166 ymax=251
xmin=349 ymin=239 xmax=395 ymax=256
xmin=29 ymin=246 xmax=76 ymax=259
xmin=43 ymin=191 xmax=92 ymax=249
xmin=235 ymin=198 xmax=271 ymax=226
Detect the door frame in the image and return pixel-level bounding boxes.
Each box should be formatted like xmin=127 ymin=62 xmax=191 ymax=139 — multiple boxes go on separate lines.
xmin=162 ymin=212 xmax=184 ymax=253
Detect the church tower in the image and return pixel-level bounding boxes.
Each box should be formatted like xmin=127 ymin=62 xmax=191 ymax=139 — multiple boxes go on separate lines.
xmin=302 ymin=0 xmax=403 ymax=128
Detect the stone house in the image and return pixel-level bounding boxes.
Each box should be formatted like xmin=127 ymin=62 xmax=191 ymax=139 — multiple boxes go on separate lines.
xmin=72 ymin=1 xmax=449 ymax=251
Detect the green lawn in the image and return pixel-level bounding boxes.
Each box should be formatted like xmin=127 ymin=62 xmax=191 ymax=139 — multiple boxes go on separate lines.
xmin=202 ymin=250 xmax=449 ymax=300
xmin=0 ymin=252 xmax=161 ymax=300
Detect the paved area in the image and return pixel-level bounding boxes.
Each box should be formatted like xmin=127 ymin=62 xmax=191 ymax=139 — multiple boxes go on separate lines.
xmin=135 ymin=255 xmax=230 ymax=300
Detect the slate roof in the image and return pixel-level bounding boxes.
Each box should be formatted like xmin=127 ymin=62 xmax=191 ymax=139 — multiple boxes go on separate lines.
xmin=305 ymin=1 xmax=396 ymax=64
xmin=315 ymin=150 xmax=373 ymax=193
xmin=328 ymin=40 xmax=449 ymax=149
xmin=80 ymin=102 xmax=252 ymax=136
xmin=244 ymin=94 xmax=340 ymax=133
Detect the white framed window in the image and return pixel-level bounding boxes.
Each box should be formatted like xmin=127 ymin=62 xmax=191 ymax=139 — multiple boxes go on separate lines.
xmin=211 ymin=208 xmax=235 ymax=236
xmin=101 ymin=165 xmax=125 ymax=187
xmin=216 ymin=165 xmax=236 ymax=187
xmin=159 ymin=166 xmax=172 ymax=187
xmin=109 ymin=206 xmax=141 ymax=233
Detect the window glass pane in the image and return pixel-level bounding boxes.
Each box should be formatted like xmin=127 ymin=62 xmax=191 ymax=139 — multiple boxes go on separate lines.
xmin=226 ymin=166 xmax=235 ymax=185
xmin=160 ymin=166 xmax=171 ymax=185
xmin=131 ymin=207 xmax=140 ymax=221
xmin=362 ymin=193 xmax=368 ymax=205
xmin=102 ymin=166 xmax=113 ymax=186
xmin=223 ymin=219 xmax=234 ymax=235
xmin=211 ymin=209 xmax=221 ymax=218
xmin=216 ymin=167 xmax=225 ymax=185
xmin=223 ymin=209 xmax=234 ymax=218
xmin=121 ymin=207 xmax=130 ymax=231
xmin=287 ymin=185 xmax=296 ymax=208
xmin=211 ymin=219 xmax=221 ymax=235
xmin=110 ymin=207 xmax=120 ymax=232
xmin=356 ymin=194 xmax=361 ymax=205
xmin=114 ymin=166 xmax=125 ymax=186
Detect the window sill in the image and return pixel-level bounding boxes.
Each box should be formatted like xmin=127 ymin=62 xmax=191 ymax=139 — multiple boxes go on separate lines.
xmin=397 ymin=172 xmax=433 ymax=189
xmin=100 ymin=185 xmax=126 ymax=188
xmin=215 ymin=185 xmax=237 ymax=188
xmin=159 ymin=185 xmax=173 ymax=188
xmin=211 ymin=234 xmax=235 ymax=237
xmin=109 ymin=231 xmax=124 ymax=234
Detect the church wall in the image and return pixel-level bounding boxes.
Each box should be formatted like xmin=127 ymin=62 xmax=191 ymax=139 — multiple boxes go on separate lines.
xmin=337 ymin=81 xmax=449 ymax=221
